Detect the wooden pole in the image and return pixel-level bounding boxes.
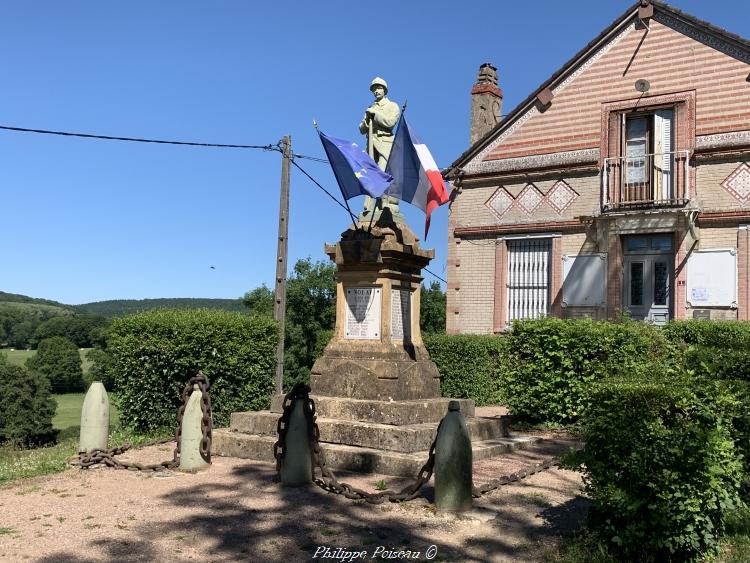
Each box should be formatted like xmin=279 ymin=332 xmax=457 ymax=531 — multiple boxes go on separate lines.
xmin=273 ymin=136 xmax=291 ymax=394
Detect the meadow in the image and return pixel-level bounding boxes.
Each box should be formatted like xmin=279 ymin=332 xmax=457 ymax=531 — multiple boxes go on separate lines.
xmin=3 ymin=347 xmax=93 ymax=373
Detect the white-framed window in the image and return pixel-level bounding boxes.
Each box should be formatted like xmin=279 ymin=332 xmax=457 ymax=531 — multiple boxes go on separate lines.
xmin=506 ymin=237 xmax=552 ymax=321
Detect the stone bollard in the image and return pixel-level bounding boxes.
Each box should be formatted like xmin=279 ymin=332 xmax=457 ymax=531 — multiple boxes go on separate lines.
xmin=280 ymin=398 xmax=313 ymax=487
xmin=179 ymin=384 xmax=210 ymax=472
xmin=79 ymin=381 xmax=110 ymax=453
xmin=434 ymin=400 xmax=473 ymax=512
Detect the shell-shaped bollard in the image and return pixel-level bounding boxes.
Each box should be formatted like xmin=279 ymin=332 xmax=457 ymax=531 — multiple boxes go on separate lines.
xmin=434 ymin=400 xmax=473 ymax=512
xmin=79 ymin=381 xmax=110 ymax=453
xmin=179 ymin=385 xmax=210 ymax=472
xmin=280 ymin=398 xmax=313 ymax=487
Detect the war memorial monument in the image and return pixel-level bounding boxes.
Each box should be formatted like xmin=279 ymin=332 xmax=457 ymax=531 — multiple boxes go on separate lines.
xmin=213 ymin=78 xmax=531 ymax=476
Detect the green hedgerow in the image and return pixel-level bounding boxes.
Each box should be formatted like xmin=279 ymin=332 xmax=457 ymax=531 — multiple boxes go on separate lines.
xmin=107 ymin=309 xmax=278 ymax=433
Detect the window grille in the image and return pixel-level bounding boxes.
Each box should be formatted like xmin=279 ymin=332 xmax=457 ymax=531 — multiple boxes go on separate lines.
xmin=507 ymin=238 xmax=551 ymax=321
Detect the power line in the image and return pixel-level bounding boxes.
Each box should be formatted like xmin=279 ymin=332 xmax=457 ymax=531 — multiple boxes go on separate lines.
xmin=290 ymin=159 xmax=352 ymax=215
xmin=0 ymin=124 xmax=279 ymax=151
xmin=293 ymin=153 xmax=328 ymax=163
xmin=424 ymin=268 xmax=447 ymax=284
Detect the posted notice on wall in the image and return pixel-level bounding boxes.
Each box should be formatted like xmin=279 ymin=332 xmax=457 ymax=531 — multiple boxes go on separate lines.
xmin=345 ymin=287 xmax=381 ymax=339
xmin=390 ymin=288 xmax=411 ymax=340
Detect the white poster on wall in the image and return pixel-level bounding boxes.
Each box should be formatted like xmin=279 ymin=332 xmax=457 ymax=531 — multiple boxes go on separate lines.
xmin=562 ymin=254 xmax=607 ymax=307
xmin=686 ymin=249 xmax=737 ymax=307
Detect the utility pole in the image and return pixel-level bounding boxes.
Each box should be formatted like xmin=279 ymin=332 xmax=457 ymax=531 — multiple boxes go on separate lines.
xmin=273 ymin=136 xmax=291 ymax=394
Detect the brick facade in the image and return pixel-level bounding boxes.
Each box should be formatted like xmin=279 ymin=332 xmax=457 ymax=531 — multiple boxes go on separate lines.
xmin=448 ymin=3 xmax=750 ymax=333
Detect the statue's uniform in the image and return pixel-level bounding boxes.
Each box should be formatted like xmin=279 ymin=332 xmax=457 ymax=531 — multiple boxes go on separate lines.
xmin=359 ymin=98 xmax=400 ymax=170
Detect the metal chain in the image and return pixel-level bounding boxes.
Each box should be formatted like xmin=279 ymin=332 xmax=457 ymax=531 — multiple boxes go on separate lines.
xmin=70 ymin=372 xmax=213 ymax=471
xmin=274 ymin=384 xmax=567 ymax=504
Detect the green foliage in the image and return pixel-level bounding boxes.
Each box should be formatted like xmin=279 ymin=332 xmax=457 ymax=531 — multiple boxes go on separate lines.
xmin=8 ymin=320 xmax=37 ymax=349
xmin=503 ymin=317 xmax=673 ymax=423
xmin=242 ymin=284 xmax=274 ymax=318
xmin=26 ymin=336 xmax=84 ymax=393
xmin=424 ymin=334 xmax=508 ymax=405
xmin=282 ymin=258 xmax=336 ymax=389
xmin=32 ymin=314 xmax=108 ymax=349
xmin=84 ymin=347 xmax=115 ymax=390
xmin=580 ymin=377 xmax=743 ymax=562
xmin=420 ymin=281 xmax=446 ymax=334
xmin=0 ymin=355 xmax=57 ymax=444
xmin=73 ymin=297 xmax=247 ymax=318
xmin=107 ymin=309 xmax=278 ymax=433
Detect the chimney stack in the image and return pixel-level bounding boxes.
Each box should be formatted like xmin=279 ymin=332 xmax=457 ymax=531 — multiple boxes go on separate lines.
xmin=470 ymin=63 xmax=503 ymax=145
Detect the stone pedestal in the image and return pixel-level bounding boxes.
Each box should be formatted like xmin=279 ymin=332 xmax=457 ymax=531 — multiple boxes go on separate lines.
xmin=213 ymin=213 xmax=536 ymax=476
xmin=311 ymin=211 xmax=440 ymax=400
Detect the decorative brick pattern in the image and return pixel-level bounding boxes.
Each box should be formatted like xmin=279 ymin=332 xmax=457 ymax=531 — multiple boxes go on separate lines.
xmin=546 ymin=180 xmax=579 ymax=213
xmin=517 ymin=184 xmax=544 ymax=215
xmin=485 ymin=187 xmax=514 ymax=219
xmin=721 ymin=163 xmax=750 ymax=205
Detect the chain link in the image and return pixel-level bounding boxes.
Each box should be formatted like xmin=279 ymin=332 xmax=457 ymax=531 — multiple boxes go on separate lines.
xmin=70 ymin=372 xmax=213 ymax=472
xmin=274 ymin=384 xmax=569 ymax=504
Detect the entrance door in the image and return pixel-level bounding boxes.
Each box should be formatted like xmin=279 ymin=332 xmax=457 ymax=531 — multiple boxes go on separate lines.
xmin=623 ymin=235 xmax=674 ymax=325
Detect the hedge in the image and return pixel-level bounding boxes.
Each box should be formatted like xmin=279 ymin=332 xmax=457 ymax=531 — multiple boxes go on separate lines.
xmin=0 ymin=354 xmax=57 ymax=444
xmin=424 ymin=334 xmax=509 ymax=405
xmin=107 ymin=309 xmax=278 ymax=433
xmin=503 ymin=317 xmax=673 ymax=423
xmin=580 ymin=376 xmax=743 ymax=561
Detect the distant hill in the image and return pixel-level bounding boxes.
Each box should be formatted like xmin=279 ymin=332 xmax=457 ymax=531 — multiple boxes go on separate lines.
xmin=74 ymin=298 xmax=246 ymax=318
xmin=0 ymin=291 xmax=75 ymax=319
xmin=0 ymin=291 xmax=74 ymax=311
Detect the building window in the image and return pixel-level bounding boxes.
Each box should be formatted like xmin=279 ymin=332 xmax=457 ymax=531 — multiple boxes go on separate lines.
xmin=507 ymin=238 xmax=551 ymax=322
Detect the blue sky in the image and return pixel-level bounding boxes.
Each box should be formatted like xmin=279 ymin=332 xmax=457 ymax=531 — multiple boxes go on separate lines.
xmin=1 ymin=1 xmax=746 ymax=305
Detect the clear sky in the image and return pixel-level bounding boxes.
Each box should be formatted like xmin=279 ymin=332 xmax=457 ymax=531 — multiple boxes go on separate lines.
xmin=1 ymin=1 xmax=746 ymax=305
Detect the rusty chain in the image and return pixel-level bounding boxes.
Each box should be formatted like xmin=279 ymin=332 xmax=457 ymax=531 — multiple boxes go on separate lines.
xmin=70 ymin=372 xmax=213 ymax=472
xmin=274 ymin=384 xmax=568 ymax=504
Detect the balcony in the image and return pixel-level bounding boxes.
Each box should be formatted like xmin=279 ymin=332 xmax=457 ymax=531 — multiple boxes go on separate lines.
xmin=602 ymin=150 xmax=690 ymax=211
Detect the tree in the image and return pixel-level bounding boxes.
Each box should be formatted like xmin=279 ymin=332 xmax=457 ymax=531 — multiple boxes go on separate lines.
xmin=420 ymin=281 xmax=446 ymax=334
xmin=8 ymin=320 xmax=38 ymax=349
xmin=283 ymin=259 xmax=336 ymax=388
xmin=242 ymin=284 xmax=274 ymax=318
xmin=0 ymin=355 xmax=57 ymax=444
xmin=26 ymin=336 xmax=84 ymax=393
xmin=32 ymin=315 xmax=108 ymax=349
xmin=244 ymin=258 xmax=336 ymax=389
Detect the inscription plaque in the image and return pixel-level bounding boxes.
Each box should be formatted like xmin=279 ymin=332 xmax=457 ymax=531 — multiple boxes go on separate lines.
xmin=345 ymin=287 xmax=381 ymax=339
xmin=390 ymin=288 xmax=411 ymax=340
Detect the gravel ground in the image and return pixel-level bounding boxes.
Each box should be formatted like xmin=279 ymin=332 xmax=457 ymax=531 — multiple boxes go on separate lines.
xmin=0 ymin=424 xmax=587 ymax=562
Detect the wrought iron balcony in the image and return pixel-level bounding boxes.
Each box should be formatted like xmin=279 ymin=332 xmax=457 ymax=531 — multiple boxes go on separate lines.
xmin=602 ymin=150 xmax=690 ymax=210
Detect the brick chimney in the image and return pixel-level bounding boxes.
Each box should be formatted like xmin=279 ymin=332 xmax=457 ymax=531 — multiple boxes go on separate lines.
xmin=470 ymin=63 xmax=503 ymax=145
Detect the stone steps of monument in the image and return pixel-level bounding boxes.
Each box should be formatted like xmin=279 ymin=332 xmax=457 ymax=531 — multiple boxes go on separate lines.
xmin=268 ymin=394 xmax=475 ymax=425
xmin=229 ymin=411 xmax=511 ymax=454
xmin=212 ymin=428 xmax=540 ymax=477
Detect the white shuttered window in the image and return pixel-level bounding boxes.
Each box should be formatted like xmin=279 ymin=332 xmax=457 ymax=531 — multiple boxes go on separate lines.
xmin=507 ymin=238 xmax=552 ymax=322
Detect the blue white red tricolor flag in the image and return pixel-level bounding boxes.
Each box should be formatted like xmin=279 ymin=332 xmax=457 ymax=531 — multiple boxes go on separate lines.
xmin=386 ymin=115 xmax=451 ymax=239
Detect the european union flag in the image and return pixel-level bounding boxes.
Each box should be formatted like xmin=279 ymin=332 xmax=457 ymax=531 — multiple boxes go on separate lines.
xmin=318 ymin=131 xmax=393 ymax=200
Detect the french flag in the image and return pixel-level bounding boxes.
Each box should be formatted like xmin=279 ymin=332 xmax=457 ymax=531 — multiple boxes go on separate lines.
xmin=386 ymin=115 xmax=451 ymax=239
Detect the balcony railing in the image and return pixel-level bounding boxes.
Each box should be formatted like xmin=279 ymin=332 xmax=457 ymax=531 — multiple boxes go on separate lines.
xmin=603 ymin=150 xmax=690 ymax=210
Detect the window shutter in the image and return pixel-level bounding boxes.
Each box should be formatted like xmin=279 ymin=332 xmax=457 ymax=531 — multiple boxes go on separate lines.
xmin=655 ymin=109 xmax=674 ymax=199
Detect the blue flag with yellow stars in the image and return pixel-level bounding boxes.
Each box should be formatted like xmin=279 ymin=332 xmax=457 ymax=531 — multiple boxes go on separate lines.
xmin=318 ymin=131 xmax=393 ymax=200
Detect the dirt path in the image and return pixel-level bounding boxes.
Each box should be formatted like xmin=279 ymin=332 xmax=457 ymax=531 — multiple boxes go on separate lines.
xmin=0 ymin=434 xmax=586 ymax=563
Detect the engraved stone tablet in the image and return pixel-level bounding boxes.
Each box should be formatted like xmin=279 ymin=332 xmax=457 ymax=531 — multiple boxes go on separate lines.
xmin=390 ymin=288 xmax=411 ymax=340
xmin=345 ymin=287 xmax=381 ymax=339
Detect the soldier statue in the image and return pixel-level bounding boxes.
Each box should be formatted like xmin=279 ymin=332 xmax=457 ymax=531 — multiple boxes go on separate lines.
xmin=359 ymin=77 xmax=402 ymax=222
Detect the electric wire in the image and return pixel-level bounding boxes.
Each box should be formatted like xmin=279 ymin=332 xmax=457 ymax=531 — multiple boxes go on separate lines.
xmin=290 ymin=159 xmax=351 ymax=214
xmin=0 ymin=124 xmax=278 ymax=150
xmin=1 ymin=122 xmax=446 ymax=284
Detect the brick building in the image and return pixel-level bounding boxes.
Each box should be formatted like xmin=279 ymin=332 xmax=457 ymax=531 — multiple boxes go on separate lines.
xmin=447 ymin=0 xmax=750 ymax=333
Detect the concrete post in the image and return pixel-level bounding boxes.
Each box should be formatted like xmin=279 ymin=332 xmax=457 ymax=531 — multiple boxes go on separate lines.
xmin=280 ymin=398 xmax=313 ymax=487
xmin=434 ymin=401 xmax=473 ymax=512
xmin=179 ymin=385 xmax=210 ymax=472
xmin=79 ymin=381 xmax=110 ymax=453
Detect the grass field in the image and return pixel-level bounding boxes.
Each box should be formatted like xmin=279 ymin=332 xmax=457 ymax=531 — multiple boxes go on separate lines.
xmin=53 ymin=393 xmax=120 ymax=437
xmin=2 ymin=348 xmax=93 ymax=374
